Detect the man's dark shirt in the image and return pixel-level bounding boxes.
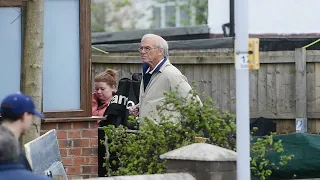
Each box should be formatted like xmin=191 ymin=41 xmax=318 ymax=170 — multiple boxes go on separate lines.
xmin=142 ymin=57 xmax=167 ymax=91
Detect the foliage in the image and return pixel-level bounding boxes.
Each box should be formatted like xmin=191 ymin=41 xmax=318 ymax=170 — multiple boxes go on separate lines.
xmin=91 ymin=0 xmax=144 ymax=32
xmin=91 ymin=2 xmax=106 ymax=32
xmin=91 ymin=0 xmax=208 ymax=32
xmin=151 ymin=0 xmax=208 ymax=28
xmin=251 ymin=131 xmax=294 ymax=180
xmin=186 ymin=0 xmax=208 ymax=25
xmin=103 ymin=87 xmax=293 ymax=179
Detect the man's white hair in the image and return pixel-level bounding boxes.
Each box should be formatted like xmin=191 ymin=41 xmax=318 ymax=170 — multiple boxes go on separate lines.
xmin=141 ymin=34 xmax=169 ymax=57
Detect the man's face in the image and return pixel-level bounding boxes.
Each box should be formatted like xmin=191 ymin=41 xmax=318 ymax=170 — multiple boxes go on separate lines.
xmin=139 ymin=37 xmax=162 ymax=64
xmin=20 ymin=113 xmax=33 ymax=136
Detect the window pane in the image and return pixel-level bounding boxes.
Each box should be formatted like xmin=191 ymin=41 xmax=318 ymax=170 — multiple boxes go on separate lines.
xmin=0 ymin=8 xmax=21 ymax=102
xmin=152 ymin=7 xmax=161 ymax=28
xmin=43 ymin=0 xmax=80 ymax=111
xmin=180 ymin=5 xmax=190 ymax=26
xmin=165 ymin=5 xmax=176 ymax=27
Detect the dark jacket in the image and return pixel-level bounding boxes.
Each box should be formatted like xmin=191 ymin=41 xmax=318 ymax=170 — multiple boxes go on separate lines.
xmin=103 ymin=77 xmax=141 ymax=128
xmin=0 ymin=125 xmax=32 ymax=171
xmin=0 ymin=163 xmax=50 ymax=180
xmin=19 ymin=146 xmax=32 ymax=171
xmin=98 ymin=74 xmax=141 ymax=177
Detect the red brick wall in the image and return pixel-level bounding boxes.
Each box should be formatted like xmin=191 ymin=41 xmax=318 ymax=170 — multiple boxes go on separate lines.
xmin=41 ymin=120 xmax=99 ymax=179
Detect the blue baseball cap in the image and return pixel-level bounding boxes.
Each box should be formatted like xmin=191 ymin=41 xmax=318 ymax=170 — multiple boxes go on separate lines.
xmin=0 ymin=92 xmax=44 ymax=118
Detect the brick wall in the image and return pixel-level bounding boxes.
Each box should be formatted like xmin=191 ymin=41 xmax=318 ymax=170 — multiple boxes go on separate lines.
xmin=41 ymin=120 xmax=99 ymax=179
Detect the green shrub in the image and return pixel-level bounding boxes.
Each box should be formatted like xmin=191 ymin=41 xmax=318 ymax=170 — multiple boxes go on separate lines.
xmin=103 ymin=88 xmax=293 ymax=180
xmin=250 ymin=131 xmax=294 ymax=180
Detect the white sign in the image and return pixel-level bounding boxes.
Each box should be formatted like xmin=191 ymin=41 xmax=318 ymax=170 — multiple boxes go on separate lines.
xmin=295 ymin=118 xmax=307 ymax=132
xmin=235 ymin=54 xmax=249 ymax=69
xmin=296 ymin=119 xmax=302 ymax=131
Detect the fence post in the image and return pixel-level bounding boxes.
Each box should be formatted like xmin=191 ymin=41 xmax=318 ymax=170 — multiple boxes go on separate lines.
xmin=160 ymin=143 xmax=237 ymax=180
xmin=295 ymin=48 xmax=307 ymax=132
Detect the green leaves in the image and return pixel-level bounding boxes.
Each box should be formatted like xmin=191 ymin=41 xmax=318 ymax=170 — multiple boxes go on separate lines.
xmin=251 ymin=133 xmax=294 ymax=180
xmin=103 ymin=86 xmax=293 ymax=179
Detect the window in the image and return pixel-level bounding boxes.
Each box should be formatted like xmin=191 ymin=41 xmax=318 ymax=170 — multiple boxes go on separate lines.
xmin=152 ymin=6 xmax=161 ymax=28
xmin=165 ymin=5 xmax=176 ymax=27
xmin=0 ymin=1 xmax=24 ymax=102
xmin=43 ymin=0 xmax=91 ymax=118
xmin=152 ymin=0 xmax=196 ymax=28
xmin=43 ymin=0 xmax=81 ymax=111
xmin=0 ymin=0 xmax=92 ymax=119
xmin=180 ymin=4 xmax=192 ymax=26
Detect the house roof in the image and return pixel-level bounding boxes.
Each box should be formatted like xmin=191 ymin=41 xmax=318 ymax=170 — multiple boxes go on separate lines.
xmin=91 ymin=25 xmax=320 ymax=52
xmin=92 ymin=25 xmax=211 ymax=45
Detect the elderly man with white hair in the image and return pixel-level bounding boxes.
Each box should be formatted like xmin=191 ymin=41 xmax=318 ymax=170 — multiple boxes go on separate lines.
xmin=129 ymin=34 xmax=199 ymax=123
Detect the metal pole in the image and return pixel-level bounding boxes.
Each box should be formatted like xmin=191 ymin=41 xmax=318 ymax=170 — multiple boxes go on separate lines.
xmin=234 ymin=0 xmax=250 ymax=179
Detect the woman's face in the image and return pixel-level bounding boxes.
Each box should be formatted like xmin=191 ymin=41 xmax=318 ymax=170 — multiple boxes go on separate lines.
xmin=94 ymin=82 xmax=116 ymax=102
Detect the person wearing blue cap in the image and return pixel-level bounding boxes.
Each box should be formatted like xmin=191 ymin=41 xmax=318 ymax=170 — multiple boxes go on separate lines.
xmin=0 ymin=125 xmax=50 ymax=180
xmin=0 ymin=92 xmax=44 ymax=171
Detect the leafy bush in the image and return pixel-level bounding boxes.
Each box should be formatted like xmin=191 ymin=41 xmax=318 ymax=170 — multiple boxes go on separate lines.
xmin=250 ymin=131 xmax=294 ymax=180
xmin=103 ymin=88 xmax=293 ymax=180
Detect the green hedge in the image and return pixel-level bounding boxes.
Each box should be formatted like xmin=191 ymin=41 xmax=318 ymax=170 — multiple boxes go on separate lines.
xmin=103 ymin=88 xmax=293 ymax=180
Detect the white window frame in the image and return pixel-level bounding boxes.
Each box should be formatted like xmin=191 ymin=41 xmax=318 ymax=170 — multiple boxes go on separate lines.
xmin=153 ymin=0 xmax=196 ymax=28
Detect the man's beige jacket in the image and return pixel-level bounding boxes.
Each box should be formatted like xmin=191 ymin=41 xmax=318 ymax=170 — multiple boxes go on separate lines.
xmin=139 ymin=59 xmax=194 ymax=123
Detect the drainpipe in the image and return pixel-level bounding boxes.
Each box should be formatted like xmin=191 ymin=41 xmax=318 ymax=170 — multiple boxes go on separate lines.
xmin=229 ymin=0 xmax=235 ymax=37
xmin=234 ymin=0 xmax=250 ymax=179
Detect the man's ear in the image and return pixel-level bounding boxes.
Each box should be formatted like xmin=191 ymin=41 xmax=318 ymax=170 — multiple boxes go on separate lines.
xmin=20 ymin=112 xmax=29 ymax=121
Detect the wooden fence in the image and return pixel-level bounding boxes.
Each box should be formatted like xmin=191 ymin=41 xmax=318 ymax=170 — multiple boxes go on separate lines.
xmin=92 ymin=49 xmax=320 ymax=134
